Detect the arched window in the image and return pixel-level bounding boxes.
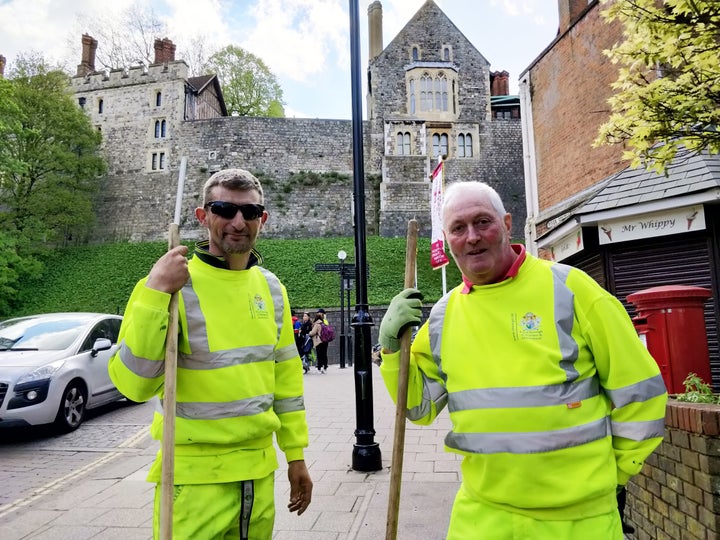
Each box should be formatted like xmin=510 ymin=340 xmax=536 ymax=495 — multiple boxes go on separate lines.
xmin=434 ymin=72 xmax=448 ymax=111
xmin=420 ymin=73 xmax=433 ymax=111
xmin=396 ymin=132 xmax=411 ymax=155
xmin=458 ymin=133 xmax=473 ymax=158
xmin=161 ymin=119 xmax=167 ymax=137
xmin=156 ymin=91 xmax=162 ymax=106
xmin=98 ymin=99 xmax=104 ymax=114
xmin=412 ymin=47 xmax=419 ymax=61
xmin=154 ymin=120 xmax=161 ymax=138
xmin=443 ymin=47 xmax=450 ymax=61
xmin=432 ymin=133 xmax=448 ymax=158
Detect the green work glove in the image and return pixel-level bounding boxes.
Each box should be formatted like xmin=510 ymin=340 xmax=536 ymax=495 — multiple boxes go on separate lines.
xmin=379 ymin=288 xmax=423 ymax=353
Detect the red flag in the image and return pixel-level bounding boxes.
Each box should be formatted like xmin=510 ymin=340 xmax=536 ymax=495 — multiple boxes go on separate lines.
xmin=430 ymin=159 xmax=449 ymax=269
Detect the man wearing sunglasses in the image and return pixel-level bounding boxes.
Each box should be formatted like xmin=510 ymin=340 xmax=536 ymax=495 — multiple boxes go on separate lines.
xmin=110 ymin=168 xmax=312 ymax=539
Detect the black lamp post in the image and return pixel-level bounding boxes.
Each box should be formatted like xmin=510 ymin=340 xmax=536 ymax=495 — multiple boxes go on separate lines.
xmin=348 ymin=0 xmax=381 ymax=472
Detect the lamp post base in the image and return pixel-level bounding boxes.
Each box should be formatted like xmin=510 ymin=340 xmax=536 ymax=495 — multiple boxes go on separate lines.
xmin=352 ymin=442 xmax=382 ymax=471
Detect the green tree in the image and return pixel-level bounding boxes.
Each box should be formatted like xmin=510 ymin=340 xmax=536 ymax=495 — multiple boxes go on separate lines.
xmin=595 ymin=0 xmax=720 ymax=173
xmin=205 ymin=45 xmax=286 ymax=117
xmin=0 ymin=54 xmax=105 ymax=313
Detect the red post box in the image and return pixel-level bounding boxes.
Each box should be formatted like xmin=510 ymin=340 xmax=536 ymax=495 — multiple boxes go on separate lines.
xmin=627 ymin=285 xmax=712 ymax=394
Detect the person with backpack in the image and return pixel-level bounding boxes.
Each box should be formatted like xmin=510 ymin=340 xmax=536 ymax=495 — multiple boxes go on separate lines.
xmin=309 ymin=311 xmax=330 ymax=373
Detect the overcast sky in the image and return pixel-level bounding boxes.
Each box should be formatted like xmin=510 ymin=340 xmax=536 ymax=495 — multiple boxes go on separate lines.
xmin=0 ymin=0 xmax=559 ymax=119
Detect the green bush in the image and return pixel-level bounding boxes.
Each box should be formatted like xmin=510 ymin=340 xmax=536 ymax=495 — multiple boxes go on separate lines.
xmin=8 ymin=237 xmax=464 ymax=316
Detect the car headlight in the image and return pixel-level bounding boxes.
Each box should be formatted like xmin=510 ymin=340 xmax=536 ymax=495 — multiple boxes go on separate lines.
xmin=16 ymin=358 xmax=66 ymax=385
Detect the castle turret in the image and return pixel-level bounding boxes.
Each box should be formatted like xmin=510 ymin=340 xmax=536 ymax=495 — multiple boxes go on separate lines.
xmin=76 ymin=34 xmax=98 ymax=77
xmin=368 ymin=1 xmax=383 ymax=61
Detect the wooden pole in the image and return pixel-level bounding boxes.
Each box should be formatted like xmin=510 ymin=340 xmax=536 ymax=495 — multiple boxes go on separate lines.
xmin=385 ymin=218 xmax=419 ymax=540
xmin=160 ymin=156 xmax=187 ymax=540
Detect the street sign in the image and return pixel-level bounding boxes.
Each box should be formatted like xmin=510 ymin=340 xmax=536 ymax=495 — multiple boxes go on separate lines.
xmin=315 ymin=263 xmax=342 ymax=272
xmin=314 ymin=263 xmax=369 ymax=278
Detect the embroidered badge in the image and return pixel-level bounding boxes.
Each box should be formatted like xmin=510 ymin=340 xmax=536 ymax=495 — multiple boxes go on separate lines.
xmin=251 ymin=294 xmax=270 ymax=319
xmin=515 ymin=312 xmax=542 ymax=340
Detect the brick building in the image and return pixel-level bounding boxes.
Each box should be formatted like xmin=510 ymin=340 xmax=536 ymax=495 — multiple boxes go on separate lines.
xmin=68 ymin=0 xmax=524 ymax=243
xmin=520 ymin=0 xmax=720 ymax=390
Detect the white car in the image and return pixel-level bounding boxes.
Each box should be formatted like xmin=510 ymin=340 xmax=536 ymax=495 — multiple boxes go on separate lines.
xmin=0 ymin=312 xmax=125 ymax=432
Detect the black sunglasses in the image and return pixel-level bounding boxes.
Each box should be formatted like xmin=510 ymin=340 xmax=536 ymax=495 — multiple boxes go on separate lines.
xmin=205 ymin=201 xmax=265 ymax=220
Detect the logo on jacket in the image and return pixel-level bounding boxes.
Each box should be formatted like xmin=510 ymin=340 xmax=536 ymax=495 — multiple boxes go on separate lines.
xmin=513 ymin=312 xmax=542 ymax=340
xmin=251 ymin=294 xmax=269 ymax=319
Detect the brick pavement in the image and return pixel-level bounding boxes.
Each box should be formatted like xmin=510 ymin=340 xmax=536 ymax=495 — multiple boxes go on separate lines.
xmin=0 ymin=364 xmax=460 ymax=539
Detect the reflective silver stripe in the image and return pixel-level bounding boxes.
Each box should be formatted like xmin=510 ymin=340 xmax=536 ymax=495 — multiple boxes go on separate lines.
xmin=181 ymin=346 xmax=275 ymax=370
xmin=550 ymin=263 xmax=580 ymax=382
xmin=275 ymin=342 xmax=299 ymax=363
xmin=274 ymin=395 xmax=305 ymax=414
xmin=240 ymin=479 xmax=254 ymax=540
xmin=407 ymin=374 xmax=448 ymax=420
xmin=605 ymin=374 xmax=667 ymax=408
xmin=182 ymin=277 xmax=210 ymax=356
xmin=445 ymin=416 xmax=611 ymax=454
xmin=118 ymin=341 xmax=165 ymax=378
xmin=612 ymin=418 xmax=666 ymax=441
xmin=172 ymin=393 xmax=273 ymax=420
xmin=258 ymin=267 xmax=284 ymax=347
xmin=448 ymin=376 xmax=600 ymax=412
xmin=428 ymin=291 xmax=451 ymax=383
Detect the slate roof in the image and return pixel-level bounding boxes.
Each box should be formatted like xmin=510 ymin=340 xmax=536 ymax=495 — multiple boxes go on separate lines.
xmin=578 ymin=148 xmax=720 ymax=215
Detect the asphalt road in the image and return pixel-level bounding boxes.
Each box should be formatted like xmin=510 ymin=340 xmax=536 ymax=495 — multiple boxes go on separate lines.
xmin=0 ymin=398 xmax=156 ymax=516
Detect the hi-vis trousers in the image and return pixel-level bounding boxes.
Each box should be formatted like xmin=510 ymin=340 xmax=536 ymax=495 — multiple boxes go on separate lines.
xmin=152 ymin=472 xmax=274 ymax=539
xmin=447 ymin=484 xmax=623 ymax=540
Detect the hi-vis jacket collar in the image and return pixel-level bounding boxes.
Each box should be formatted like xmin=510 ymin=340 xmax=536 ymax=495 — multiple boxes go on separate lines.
xmin=194 ymin=240 xmax=263 ymax=270
xmin=461 ymin=243 xmax=526 ymax=293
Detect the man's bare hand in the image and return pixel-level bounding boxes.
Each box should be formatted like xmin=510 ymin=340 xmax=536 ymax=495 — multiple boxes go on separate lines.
xmin=146 ymin=245 xmax=189 ymax=294
xmin=287 ymin=460 xmax=312 ymax=515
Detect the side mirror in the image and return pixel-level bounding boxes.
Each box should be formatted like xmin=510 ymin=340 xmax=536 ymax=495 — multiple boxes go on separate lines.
xmin=91 ymin=338 xmax=112 ymax=357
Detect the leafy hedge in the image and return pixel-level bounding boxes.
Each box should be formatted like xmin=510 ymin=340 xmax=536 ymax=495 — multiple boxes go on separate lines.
xmin=11 ymin=237 xmax=464 ymax=316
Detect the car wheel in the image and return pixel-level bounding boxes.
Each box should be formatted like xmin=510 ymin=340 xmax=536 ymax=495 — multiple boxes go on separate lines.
xmin=54 ymin=380 xmax=87 ymax=432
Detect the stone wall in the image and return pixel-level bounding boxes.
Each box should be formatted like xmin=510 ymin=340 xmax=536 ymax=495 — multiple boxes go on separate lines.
xmin=627 ymin=400 xmax=720 ymax=539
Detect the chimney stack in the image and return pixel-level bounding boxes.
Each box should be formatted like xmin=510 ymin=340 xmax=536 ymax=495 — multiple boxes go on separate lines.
xmin=490 ymin=71 xmax=509 ymax=96
xmin=368 ymin=1 xmax=383 ymax=61
xmin=0 ymin=55 xmax=5 ymax=79
xmin=154 ymin=38 xmax=176 ymax=64
xmin=558 ymin=0 xmax=588 ymax=35
xmin=76 ymin=34 xmax=98 ymax=77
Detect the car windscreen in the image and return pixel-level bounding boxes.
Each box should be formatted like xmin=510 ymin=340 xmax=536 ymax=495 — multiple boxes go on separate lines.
xmin=0 ymin=317 xmax=87 ymax=351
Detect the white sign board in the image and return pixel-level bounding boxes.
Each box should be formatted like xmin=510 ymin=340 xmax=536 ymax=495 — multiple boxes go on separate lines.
xmin=598 ymin=205 xmax=705 ymax=245
xmin=548 ymin=228 xmax=584 ymax=262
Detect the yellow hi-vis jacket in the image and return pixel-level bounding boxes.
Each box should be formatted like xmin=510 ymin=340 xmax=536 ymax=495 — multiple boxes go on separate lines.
xmin=109 ymin=248 xmax=308 ymax=485
xmin=380 ymin=254 xmax=667 ymax=521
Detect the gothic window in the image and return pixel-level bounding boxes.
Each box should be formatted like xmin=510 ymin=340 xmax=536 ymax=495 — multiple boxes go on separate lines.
xmin=98 ymin=99 xmax=104 ymax=114
xmin=458 ymin=133 xmax=473 ymax=158
xmin=432 ymin=133 xmax=448 ymax=158
xmin=155 ymin=119 xmax=167 ymax=138
xmin=435 ymin=72 xmax=448 ymax=111
xmin=420 ymin=73 xmax=433 ymax=111
xmin=443 ymin=47 xmax=450 ymax=61
xmin=396 ymin=132 xmax=411 ymax=156
xmin=156 ymin=91 xmax=162 ymax=107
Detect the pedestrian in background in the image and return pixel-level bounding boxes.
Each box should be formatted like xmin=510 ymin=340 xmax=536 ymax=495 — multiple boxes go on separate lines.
xmin=109 ymin=168 xmax=312 ymax=539
xmin=378 ymin=181 xmax=667 ymax=539
xmin=309 ymin=312 xmax=329 ymax=374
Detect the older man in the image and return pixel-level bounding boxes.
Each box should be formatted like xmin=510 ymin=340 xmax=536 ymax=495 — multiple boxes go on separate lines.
xmin=378 ymin=181 xmax=666 ymax=539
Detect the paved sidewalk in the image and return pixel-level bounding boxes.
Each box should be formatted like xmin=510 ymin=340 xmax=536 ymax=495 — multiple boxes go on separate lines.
xmin=0 ymin=363 xmax=460 ymax=539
